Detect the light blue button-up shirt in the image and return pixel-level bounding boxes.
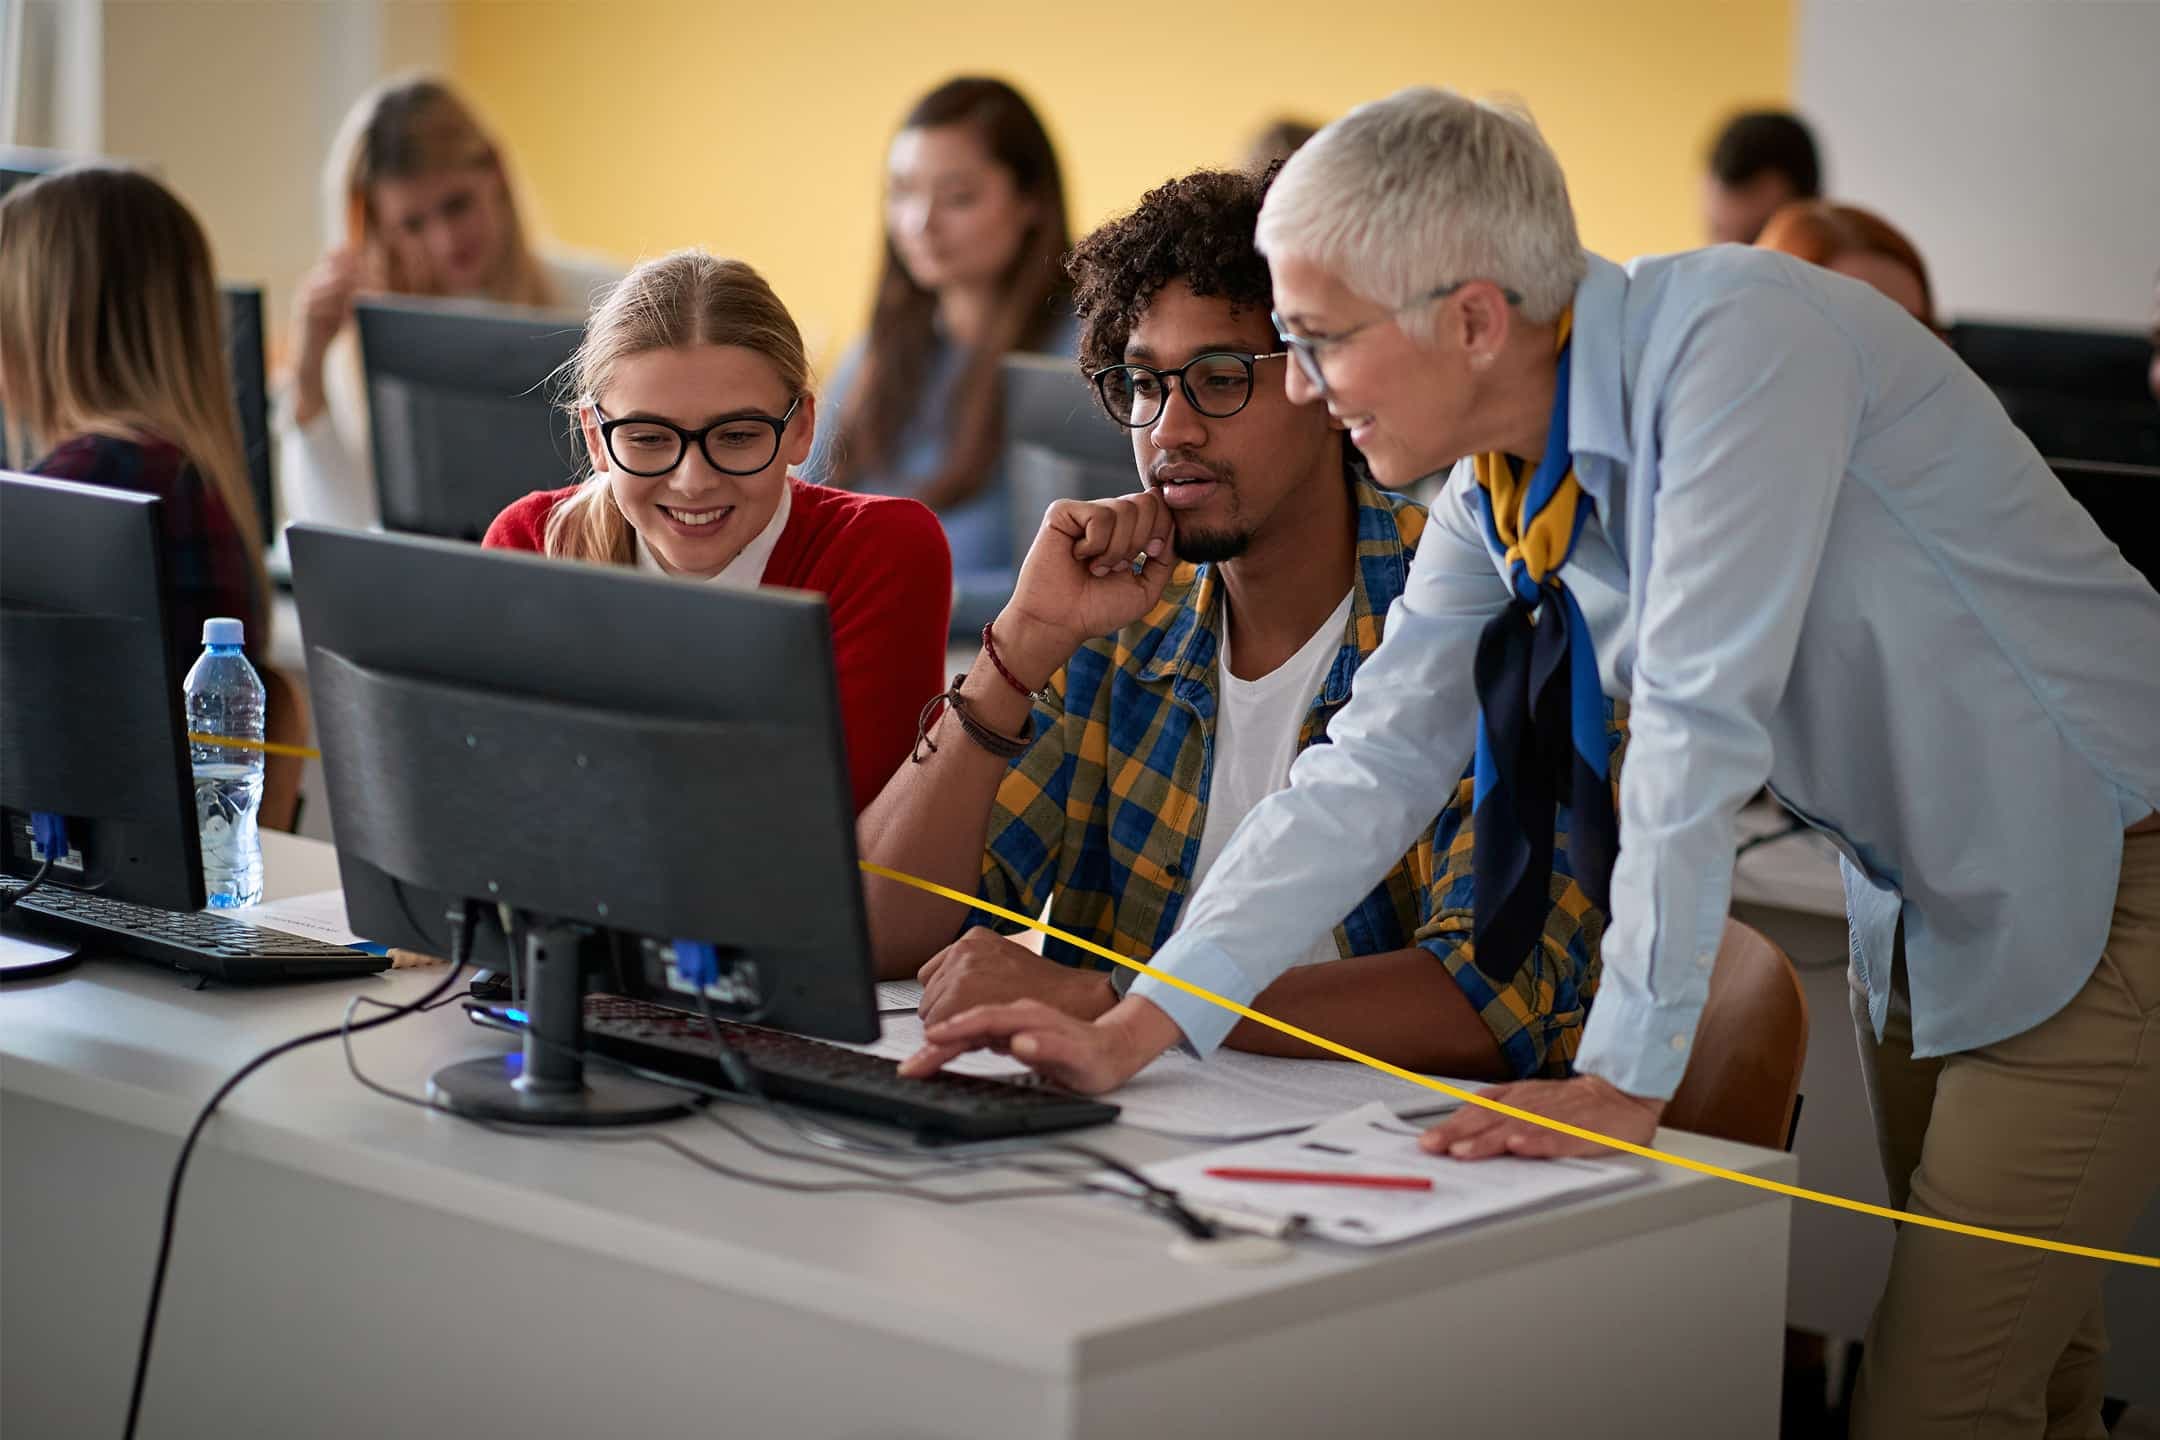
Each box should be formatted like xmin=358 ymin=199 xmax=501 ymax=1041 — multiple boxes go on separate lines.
xmin=1133 ymin=247 xmax=2160 ymax=1098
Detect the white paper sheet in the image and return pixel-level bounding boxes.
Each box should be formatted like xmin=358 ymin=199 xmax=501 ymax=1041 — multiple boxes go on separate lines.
xmin=850 ymin=1012 xmax=1479 ymax=1140
xmin=875 ymin=980 xmax=923 ymax=1013
xmin=226 ymin=888 xmax=363 ymax=947
xmin=1138 ymin=1103 xmax=1647 ymax=1245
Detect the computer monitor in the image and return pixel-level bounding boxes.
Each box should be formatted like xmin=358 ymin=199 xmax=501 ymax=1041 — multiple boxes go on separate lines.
xmin=0 ymin=144 xmax=73 ymax=198
xmin=2051 ymin=459 xmax=2159 ymax=588
xmin=220 ymin=284 xmax=275 ymax=542
xmin=1001 ymin=353 xmax=1140 ymax=557
xmin=1948 ymin=320 xmax=2160 ymax=469
xmin=287 ymin=523 xmax=880 ymax=1124
xmin=1 ymin=474 xmax=204 ymax=950
xmin=355 ymin=298 xmax=586 ymax=543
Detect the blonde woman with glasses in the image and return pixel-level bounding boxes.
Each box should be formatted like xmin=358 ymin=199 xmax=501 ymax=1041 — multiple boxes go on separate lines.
xmin=482 ymin=250 xmax=952 ymax=814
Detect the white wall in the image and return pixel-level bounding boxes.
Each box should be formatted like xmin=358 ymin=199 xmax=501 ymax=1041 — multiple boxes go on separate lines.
xmin=98 ymin=0 xmax=452 ymax=352
xmin=7 ymin=0 xmax=104 ymax=152
xmin=1797 ymin=0 xmax=2160 ymax=330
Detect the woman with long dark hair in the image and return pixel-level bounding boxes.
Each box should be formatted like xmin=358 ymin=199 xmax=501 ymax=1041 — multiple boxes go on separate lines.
xmin=805 ymin=76 xmax=1075 ymax=635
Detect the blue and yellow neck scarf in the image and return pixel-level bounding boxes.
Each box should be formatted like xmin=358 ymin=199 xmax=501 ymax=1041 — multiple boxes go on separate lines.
xmin=1466 ymin=309 xmax=1617 ymax=982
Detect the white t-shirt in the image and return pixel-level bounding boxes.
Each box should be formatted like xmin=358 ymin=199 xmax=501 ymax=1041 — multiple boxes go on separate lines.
xmin=633 ymin=480 xmax=791 ymax=589
xmin=1181 ymin=589 xmax=1356 ymax=969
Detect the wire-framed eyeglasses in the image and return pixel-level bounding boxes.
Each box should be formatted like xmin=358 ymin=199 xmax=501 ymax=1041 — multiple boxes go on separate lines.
xmin=1271 ymin=281 xmax=1524 ymax=398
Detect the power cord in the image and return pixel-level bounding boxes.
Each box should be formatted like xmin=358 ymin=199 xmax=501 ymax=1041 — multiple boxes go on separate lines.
xmin=424 ymin=961 xmax=1214 ymax=1240
xmin=121 ymin=899 xmax=480 ymax=1440
xmin=0 ymin=857 xmax=53 ymax=914
xmin=336 ymin=1008 xmax=1088 ymax=1207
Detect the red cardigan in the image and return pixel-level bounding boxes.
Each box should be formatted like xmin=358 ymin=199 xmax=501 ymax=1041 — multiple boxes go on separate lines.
xmin=484 ymin=478 xmax=952 ymax=814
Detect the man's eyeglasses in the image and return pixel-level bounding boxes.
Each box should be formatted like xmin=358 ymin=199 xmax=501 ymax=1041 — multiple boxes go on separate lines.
xmin=593 ymin=397 xmax=803 ymax=478
xmin=1271 ymin=280 xmax=1524 ymax=398
xmin=1090 ymin=350 xmax=1288 ymax=429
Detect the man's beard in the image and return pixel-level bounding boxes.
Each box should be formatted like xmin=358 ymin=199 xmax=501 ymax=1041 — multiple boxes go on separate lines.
xmin=1158 ymin=456 xmax=1248 ymax=564
xmin=1173 ymin=524 xmax=1253 ymax=564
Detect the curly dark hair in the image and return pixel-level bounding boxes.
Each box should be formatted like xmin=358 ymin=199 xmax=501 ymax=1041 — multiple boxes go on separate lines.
xmin=1067 ymin=167 xmax=1275 ymax=375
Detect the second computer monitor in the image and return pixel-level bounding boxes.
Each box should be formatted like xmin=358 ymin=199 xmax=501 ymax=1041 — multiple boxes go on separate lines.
xmin=0 ymin=473 xmax=203 ymax=912
xmin=220 ymin=284 xmax=274 ymax=540
xmin=1001 ymin=353 xmax=1140 ymax=556
xmin=287 ymin=523 xmax=879 ymax=1044
xmin=357 ymin=298 xmax=587 ymax=543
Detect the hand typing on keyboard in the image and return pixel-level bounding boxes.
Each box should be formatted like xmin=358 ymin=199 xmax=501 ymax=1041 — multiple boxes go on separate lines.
xmin=898 ymin=995 xmax=1185 ymax=1095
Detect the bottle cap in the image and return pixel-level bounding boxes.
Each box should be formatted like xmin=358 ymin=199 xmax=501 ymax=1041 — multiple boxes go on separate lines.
xmin=202 ymin=617 xmax=245 ymax=647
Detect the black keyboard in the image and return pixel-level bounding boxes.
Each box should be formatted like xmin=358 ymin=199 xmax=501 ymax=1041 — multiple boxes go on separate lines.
xmin=562 ymin=993 xmax=1119 ymax=1140
xmin=1 ymin=882 xmax=390 ymax=983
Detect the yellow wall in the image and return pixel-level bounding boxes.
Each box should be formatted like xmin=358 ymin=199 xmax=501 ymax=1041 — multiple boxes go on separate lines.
xmin=453 ymin=0 xmax=1791 ymax=370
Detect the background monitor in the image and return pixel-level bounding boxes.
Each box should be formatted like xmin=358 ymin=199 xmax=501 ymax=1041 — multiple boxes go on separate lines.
xmin=1947 ymin=319 xmax=2160 ymax=469
xmin=0 ymin=144 xmax=73 ymax=198
xmin=220 ymin=283 xmax=274 ymax=544
xmin=288 ymin=523 xmax=879 ymax=1117
xmin=0 ymin=473 xmax=203 ymax=914
xmin=356 ymin=298 xmax=586 ymax=543
xmin=2050 ymin=459 xmax=2158 ymax=587
xmin=1001 ymin=353 xmax=1140 ymax=557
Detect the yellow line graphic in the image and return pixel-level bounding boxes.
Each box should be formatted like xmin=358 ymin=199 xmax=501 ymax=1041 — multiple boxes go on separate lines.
xmin=186 ymin=732 xmax=324 ymax=761
xmin=194 ymin=734 xmax=2156 ymax=1266
xmin=860 ymin=861 xmax=2160 ymax=1270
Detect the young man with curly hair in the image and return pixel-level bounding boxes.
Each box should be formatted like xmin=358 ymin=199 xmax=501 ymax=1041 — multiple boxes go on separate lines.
xmin=858 ymin=167 xmax=1618 ymax=1080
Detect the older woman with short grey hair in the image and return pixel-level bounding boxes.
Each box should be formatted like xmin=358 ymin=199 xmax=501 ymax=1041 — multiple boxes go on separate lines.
xmin=904 ymin=85 xmax=2160 ymax=1440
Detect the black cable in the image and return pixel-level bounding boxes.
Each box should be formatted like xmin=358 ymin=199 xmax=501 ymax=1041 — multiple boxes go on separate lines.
xmin=0 ymin=858 xmax=54 ymax=914
xmin=121 ymin=901 xmax=478 ymax=1440
xmin=444 ymin=995 xmax=1212 ymax=1236
xmin=1735 ymin=818 xmax=1810 ymax=857
xmin=335 ymin=1016 xmax=1084 ymax=1206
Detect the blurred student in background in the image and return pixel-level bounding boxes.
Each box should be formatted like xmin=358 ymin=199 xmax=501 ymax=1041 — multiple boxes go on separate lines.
xmin=280 ymin=76 xmax=620 ymax=533
xmin=1757 ymin=200 xmax=1937 ymax=328
xmin=1703 ymin=109 xmax=1822 ymax=245
xmin=482 ymin=251 xmax=950 ymax=813
xmin=804 ymin=76 xmax=1075 ymax=636
xmin=1243 ymin=116 xmax=1319 ymax=173
xmin=0 ymin=165 xmax=268 ymax=676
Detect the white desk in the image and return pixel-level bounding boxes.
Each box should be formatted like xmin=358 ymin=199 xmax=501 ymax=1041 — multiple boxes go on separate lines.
xmin=1728 ymin=803 xmax=2160 ymax=1403
xmin=2 ymin=833 xmax=1797 ymax=1439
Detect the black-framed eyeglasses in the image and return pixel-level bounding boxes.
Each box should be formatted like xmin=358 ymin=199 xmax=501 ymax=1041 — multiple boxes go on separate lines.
xmin=1090 ymin=350 xmax=1288 ymax=429
xmin=1271 ymin=280 xmax=1524 ymax=398
xmin=593 ymin=396 xmax=803 ymax=477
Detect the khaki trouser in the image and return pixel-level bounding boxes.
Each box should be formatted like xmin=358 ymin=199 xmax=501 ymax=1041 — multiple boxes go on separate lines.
xmin=1848 ymin=828 xmax=2160 ymax=1438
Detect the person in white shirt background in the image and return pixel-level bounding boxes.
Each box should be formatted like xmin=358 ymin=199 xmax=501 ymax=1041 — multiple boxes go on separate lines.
xmin=904 ymin=86 xmax=2160 ymax=1439
xmin=277 ymin=75 xmax=621 ymax=535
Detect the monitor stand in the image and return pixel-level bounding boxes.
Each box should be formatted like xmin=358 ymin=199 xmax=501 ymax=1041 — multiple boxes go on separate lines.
xmin=0 ymin=925 xmax=82 ymax=981
xmin=429 ymin=919 xmax=694 ymax=1126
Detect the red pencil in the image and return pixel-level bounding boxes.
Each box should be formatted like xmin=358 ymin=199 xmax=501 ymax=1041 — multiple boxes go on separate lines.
xmin=1203 ymin=1167 xmax=1433 ymax=1191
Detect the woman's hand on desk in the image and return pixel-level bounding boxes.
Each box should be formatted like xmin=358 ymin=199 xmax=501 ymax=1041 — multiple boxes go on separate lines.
xmin=899 ymin=995 xmax=1182 ymax=1094
xmin=1416 ymin=1075 xmax=1666 ymax=1161
xmin=916 ymin=929 xmax=1117 ymax=1027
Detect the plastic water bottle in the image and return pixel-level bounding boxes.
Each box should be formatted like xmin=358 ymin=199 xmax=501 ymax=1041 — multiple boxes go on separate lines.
xmin=183 ymin=618 xmax=265 ymax=908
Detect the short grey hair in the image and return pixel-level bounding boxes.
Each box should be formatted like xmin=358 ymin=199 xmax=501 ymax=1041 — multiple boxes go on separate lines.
xmin=1257 ymin=87 xmax=1586 ymax=330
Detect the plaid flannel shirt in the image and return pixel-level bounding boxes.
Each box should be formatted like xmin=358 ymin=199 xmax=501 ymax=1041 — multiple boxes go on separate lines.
xmin=973 ymin=467 xmax=1619 ymax=1078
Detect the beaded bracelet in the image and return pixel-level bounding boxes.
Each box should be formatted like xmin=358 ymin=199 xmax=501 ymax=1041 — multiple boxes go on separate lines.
xmin=980 ymin=621 xmax=1056 ymax=706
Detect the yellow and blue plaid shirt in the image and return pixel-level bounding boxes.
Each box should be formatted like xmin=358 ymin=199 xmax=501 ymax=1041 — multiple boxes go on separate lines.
xmin=971 ymin=467 xmax=1620 ymax=1078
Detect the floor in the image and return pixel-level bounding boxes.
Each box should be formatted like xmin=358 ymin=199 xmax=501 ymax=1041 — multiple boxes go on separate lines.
xmin=1780 ymin=1335 xmax=2160 ymax=1438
